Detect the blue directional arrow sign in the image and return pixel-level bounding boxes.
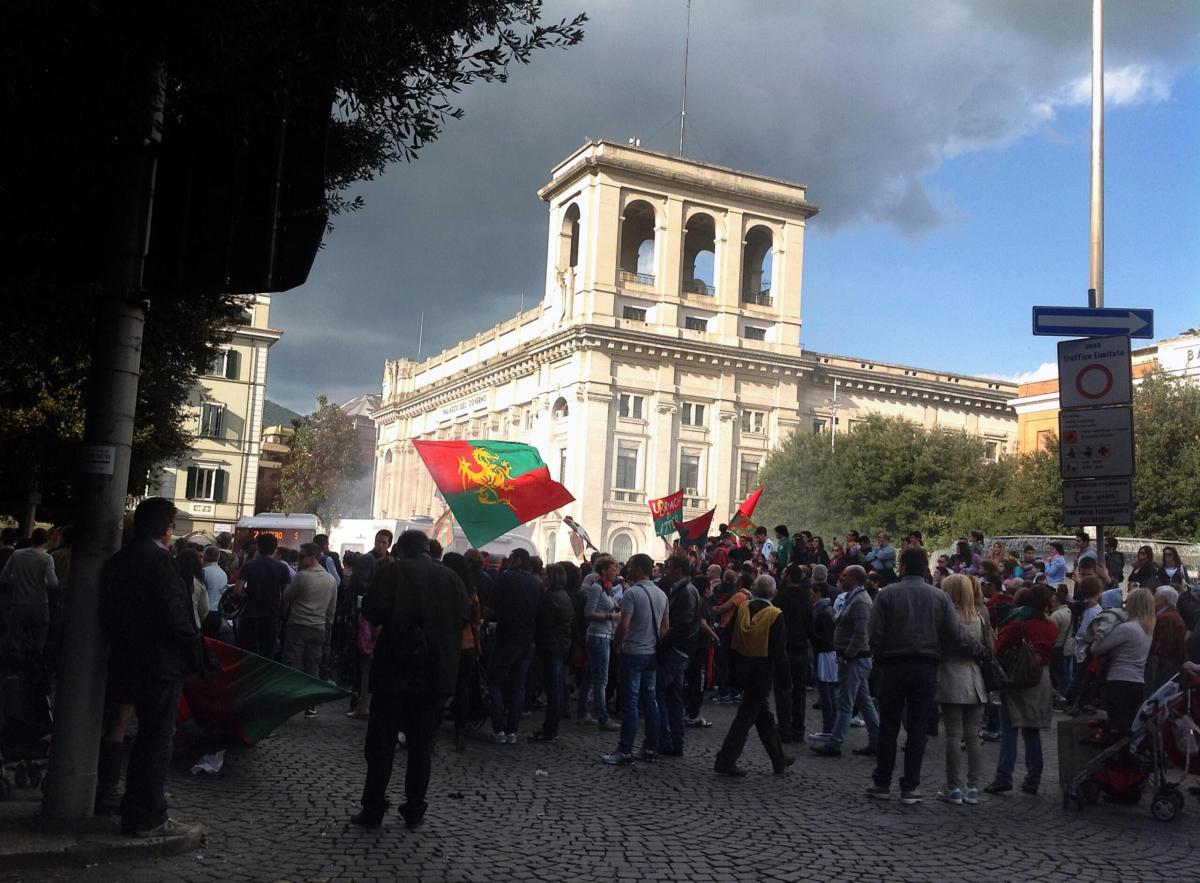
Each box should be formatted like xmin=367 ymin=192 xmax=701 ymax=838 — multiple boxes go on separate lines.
xmin=1032 ymin=306 xmax=1154 ymax=339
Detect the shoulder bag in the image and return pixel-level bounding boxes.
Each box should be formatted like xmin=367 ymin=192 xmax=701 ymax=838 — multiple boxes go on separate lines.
xmin=998 ymin=620 xmax=1041 ymax=690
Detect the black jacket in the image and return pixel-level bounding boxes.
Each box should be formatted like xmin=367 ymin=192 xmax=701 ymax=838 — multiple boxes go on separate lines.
xmin=363 ymin=553 xmax=469 ymax=695
xmin=660 ymin=578 xmax=700 ymax=656
xmin=535 ymin=587 xmax=574 ymax=658
xmin=774 ymin=581 xmax=812 ymax=654
xmin=100 ymin=539 xmax=203 ymax=683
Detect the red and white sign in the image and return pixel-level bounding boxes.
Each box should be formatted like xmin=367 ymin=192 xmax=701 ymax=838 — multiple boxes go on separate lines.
xmin=1057 ymin=336 xmax=1132 ymax=410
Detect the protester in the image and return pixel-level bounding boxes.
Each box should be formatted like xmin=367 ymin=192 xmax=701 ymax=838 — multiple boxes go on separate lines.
xmin=98 ymin=498 xmax=204 ymax=838
xmin=581 ymin=554 xmax=620 ymax=731
xmin=1161 ymin=546 xmax=1190 ymax=588
xmin=601 ymin=554 xmax=668 ymax=766
xmin=1091 ymin=587 xmax=1155 ymax=737
xmin=1103 ymin=536 xmax=1125 ymax=584
xmin=713 ymin=575 xmax=794 ymax=776
xmin=0 ymin=526 xmax=59 ymax=652
xmin=1048 ymin=587 xmax=1074 ymax=700
xmin=655 ymin=555 xmax=700 ymax=756
xmin=985 ymin=585 xmax=1056 ymax=796
xmin=809 ymin=579 xmax=837 ymax=738
xmin=487 ymin=548 xmax=543 ymax=744
xmin=531 ymin=563 xmax=573 ymax=743
xmin=200 ymin=546 xmax=230 ymax=638
xmin=1146 ymin=587 xmax=1186 ymax=696
xmin=441 ymin=553 xmax=481 ymax=752
xmin=811 ymin=565 xmax=878 ymax=758
xmin=774 ymin=562 xmax=812 ymax=742
xmin=863 ymin=532 xmax=897 ymax=585
xmin=1127 ymin=545 xmax=1166 ymax=592
xmin=234 ymin=533 xmax=292 ymax=657
xmin=281 ymin=543 xmax=337 ymax=715
xmin=354 ymin=530 xmax=469 ymax=830
xmin=932 ymin=574 xmax=988 ymax=805
xmin=866 ymin=546 xmax=977 ymax=804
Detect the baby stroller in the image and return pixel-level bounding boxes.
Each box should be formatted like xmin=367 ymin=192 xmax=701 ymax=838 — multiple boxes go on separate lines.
xmin=0 ymin=631 xmax=53 ymax=800
xmin=1064 ymin=669 xmax=1200 ymax=821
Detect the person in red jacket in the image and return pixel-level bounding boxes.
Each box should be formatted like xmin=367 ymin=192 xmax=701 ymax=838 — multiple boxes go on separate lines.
xmin=984 ymin=585 xmax=1058 ymax=796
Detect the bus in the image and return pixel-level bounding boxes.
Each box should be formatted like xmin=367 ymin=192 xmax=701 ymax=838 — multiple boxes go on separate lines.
xmin=233 ymin=513 xmax=321 ymax=550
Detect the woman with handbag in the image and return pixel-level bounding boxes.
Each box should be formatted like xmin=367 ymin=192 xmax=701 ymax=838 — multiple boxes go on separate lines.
xmin=984 ymin=585 xmax=1057 ymax=796
xmin=935 ymin=575 xmax=989 ymax=805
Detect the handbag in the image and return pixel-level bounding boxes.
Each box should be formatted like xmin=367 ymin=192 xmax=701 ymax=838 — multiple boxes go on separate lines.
xmin=998 ymin=621 xmax=1042 ymax=690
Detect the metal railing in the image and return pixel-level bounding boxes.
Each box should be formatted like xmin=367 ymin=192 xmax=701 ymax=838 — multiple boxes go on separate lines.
xmin=684 ymin=280 xmax=715 ymax=296
xmin=619 ymin=269 xmax=656 ymax=287
xmin=742 ymin=286 xmax=772 ymax=306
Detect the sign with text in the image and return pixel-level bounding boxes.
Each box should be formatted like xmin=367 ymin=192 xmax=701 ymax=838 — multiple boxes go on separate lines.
xmin=1057 ymin=336 xmax=1133 ymax=409
xmin=1062 ymin=477 xmax=1134 ymax=527
xmin=1059 ymin=406 xmax=1134 ymax=479
xmin=648 ymin=489 xmax=685 ymax=537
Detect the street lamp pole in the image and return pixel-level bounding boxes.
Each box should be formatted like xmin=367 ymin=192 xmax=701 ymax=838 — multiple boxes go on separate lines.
xmin=826 ymin=377 xmax=840 ymax=451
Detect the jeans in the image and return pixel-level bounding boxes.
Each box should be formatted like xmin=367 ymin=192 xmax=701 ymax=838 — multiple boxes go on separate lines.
xmin=538 ymin=652 xmax=565 ymax=738
xmin=282 ymin=623 xmax=326 ymax=678
xmin=489 ymin=643 xmax=533 ymax=735
xmin=361 ymin=691 xmax=445 ymax=816
xmin=830 ymin=658 xmax=880 ymax=746
xmin=715 ymin=674 xmax=786 ymax=771
xmin=873 ymin=660 xmax=938 ymax=792
xmin=816 ymin=681 xmax=838 ymax=734
xmin=120 ymin=679 xmax=182 ymax=832
xmin=1051 ymin=651 xmax=1073 ymax=696
xmin=655 ymin=648 xmax=689 ymax=750
xmin=941 ymin=702 xmax=984 ymax=790
xmin=617 ymin=653 xmax=659 ymax=756
xmin=994 ymin=698 xmax=1043 ymax=787
xmin=586 ymin=635 xmax=612 ymax=724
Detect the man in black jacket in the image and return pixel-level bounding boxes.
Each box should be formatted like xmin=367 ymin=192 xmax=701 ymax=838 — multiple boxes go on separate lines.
xmin=486 ymin=548 xmax=542 ymax=744
xmin=353 ymin=530 xmax=468 ymax=830
xmin=530 ymin=563 xmax=573 ymax=742
xmin=655 ymin=555 xmax=699 ymax=757
xmin=99 ymin=497 xmax=204 ymax=838
xmin=773 ymin=563 xmax=812 ymax=742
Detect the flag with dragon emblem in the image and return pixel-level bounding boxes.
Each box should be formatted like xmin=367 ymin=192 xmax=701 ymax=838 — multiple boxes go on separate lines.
xmin=431 ymin=507 xmax=455 ymax=549
xmin=412 ymin=440 xmax=575 ymax=548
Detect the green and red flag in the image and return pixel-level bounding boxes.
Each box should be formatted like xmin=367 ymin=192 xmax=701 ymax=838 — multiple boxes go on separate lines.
xmin=675 ymin=507 xmax=716 ymax=547
xmin=412 ymin=440 xmax=574 ymax=548
xmin=178 ymin=639 xmax=348 ymax=745
xmin=648 ymin=489 xmax=685 ymax=537
xmin=729 ymin=485 xmax=764 ymax=537
xmin=432 ymin=507 xmax=455 ymax=548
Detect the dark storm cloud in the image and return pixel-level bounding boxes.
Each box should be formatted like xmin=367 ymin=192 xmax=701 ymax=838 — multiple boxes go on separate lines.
xmin=265 ymin=0 xmax=1199 ymax=414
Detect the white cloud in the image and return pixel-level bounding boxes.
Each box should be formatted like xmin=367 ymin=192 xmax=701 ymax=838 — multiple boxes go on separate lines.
xmin=984 ymin=361 xmax=1057 ymax=385
xmin=1058 ymin=63 xmax=1172 ymax=108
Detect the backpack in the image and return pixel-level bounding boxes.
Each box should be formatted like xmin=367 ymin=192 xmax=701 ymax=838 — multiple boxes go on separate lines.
xmin=998 ymin=621 xmax=1041 ymax=690
xmin=1086 ymin=608 xmax=1129 ymax=645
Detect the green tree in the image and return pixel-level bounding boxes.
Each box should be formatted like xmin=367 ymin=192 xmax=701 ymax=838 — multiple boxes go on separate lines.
xmin=1131 ymin=371 xmax=1200 ymax=540
xmin=275 ymin=396 xmax=367 ymax=530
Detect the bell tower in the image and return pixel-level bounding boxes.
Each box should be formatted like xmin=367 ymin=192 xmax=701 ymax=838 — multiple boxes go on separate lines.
xmin=537 ymin=139 xmax=818 ymax=354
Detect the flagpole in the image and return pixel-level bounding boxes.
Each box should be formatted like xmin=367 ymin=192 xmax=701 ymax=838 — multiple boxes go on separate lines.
xmin=1089 ymin=0 xmax=1104 ymax=309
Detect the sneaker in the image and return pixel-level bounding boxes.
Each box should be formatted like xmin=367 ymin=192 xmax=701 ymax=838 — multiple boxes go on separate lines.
xmin=492 ymin=731 xmax=509 ymax=744
xmin=128 ymin=818 xmax=206 ymax=839
xmin=601 ymin=751 xmax=634 ymax=766
xmin=598 ymin=719 xmax=620 ymax=732
xmin=850 ymin=716 xmax=865 ymax=728
xmin=865 ymin=785 xmax=890 ymax=800
xmin=899 ymin=790 xmax=923 ymax=805
xmin=807 ymin=732 xmax=833 ymax=742
xmin=963 ymin=787 xmax=979 ymax=805
xmin=304 ymin=707 xmax=318 ymax=718
xmin=505 ymin=732 xmax=518 ymax=745
xmin=937 ymin=787 xmax=963 ymax=805
xmin=979 ymin=730 xmax=1000 ymax=743
xmin=851 ymin=745 xmax=877 ymax=757
xmin=810 ymin=742 xmax=842 ymax=758
xmin=684 ymin=716 xmax=713 ymax=728
xmin=983 ymin=781 xmax=1012 ymax=795
xmin=528 ymin=731 xmax=558 ymax=743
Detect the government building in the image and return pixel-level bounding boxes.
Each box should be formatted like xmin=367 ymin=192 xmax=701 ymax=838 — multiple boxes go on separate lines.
xmin=371 ymin=141 xmax=1018 ymax=561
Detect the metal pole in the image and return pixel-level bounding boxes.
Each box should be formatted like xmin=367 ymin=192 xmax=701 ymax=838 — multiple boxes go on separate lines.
xmin=1089 ymin=0 xmax=1104 ymax=308
xmin=678 ymin=0 xmax=691 ymax=156
xmin=42 ymin=58 xmax=162 ymax=822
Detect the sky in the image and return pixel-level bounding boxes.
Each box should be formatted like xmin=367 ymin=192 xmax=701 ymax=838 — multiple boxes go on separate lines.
xmin=265 ymin=0 xmax=1200 ymax=414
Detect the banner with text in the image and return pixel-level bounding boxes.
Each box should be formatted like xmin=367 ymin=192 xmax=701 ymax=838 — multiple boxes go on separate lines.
xmin=648 ymin=489 xmax=685 ymax=537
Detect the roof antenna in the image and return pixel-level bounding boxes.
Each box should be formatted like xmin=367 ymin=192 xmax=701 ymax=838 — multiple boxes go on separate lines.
xmin=416 ymin=312 xmax=424 ymax=361
xmin=678 ymin=0 xmax=691 ymax=156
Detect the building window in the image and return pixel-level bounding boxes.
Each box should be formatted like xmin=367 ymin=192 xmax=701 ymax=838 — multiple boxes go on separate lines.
xmin=985 ymin=440 xmax=999 ymax=461
xmin=1036 ymin=430 xmax=1051 ymax=452
xmin=622 ymin=306 xmax=647 ymax=322
xmin=740 ymin=409 xmax=765 ymax=434
xmin=739 ymin=458 xmax=760 ymax=499
xmin=614 ymin=443 xmax=638 ymax=490
xmin=525 ymin=411 xmax=535 ymax=431
xmin=546 ymin=530 xmax=557 ymax=564
xmin=679 ymin=452 xmax=700 ymax=494
xmin=681 ymin=402 xmax=706 ymax=426
xmin=199 ymin=402 xmax=225 ymax=438
xmin=559 ymin=449 xmax=568 ymax=483
xmin=744 ymin=326 xmax=766 ymax=341
xmin=684 ymin=316 xmax=707 ymax=332
xmin=209 ymin=349 xmax=240 ymax=379
xmin=611 ymin=533 xmax=634 ymax=563
xmin=618 ymin=394 xmax=644 ymax=419
xmin=813 ymin=418 xmax=827 ymax=434
xmin=185 ymin=466 xmax=227 ymax=502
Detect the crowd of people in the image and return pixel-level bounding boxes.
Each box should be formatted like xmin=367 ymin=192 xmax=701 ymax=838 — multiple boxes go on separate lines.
xmin=3 ymin=506 xmax=1200 ymax=836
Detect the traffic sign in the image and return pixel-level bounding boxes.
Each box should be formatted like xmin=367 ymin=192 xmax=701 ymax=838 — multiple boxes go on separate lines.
xmin=1032 ymin=306 xmax=1154 ymax=339
xmin=1062 ymin=477 xmax=1134 ymax=527
xmin=1059 ymin=406 xmax=1134 ymax=479
xmin=1057 ymin=336 xmax=1132 ymax=409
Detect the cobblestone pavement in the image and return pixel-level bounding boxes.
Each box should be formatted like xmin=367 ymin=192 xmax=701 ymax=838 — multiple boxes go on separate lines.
xmin=7 ymin=693 xmax=1199 ymax=882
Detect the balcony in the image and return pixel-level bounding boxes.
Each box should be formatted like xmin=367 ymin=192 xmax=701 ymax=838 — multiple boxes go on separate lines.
xmin=619 ymin=269 xmax=656 ymax=288
xmin=611 ymin=489 xmax=646 ymax=504
xmin=682 ymin=280 xmax=715 ymax=296
xmin=742 ymin=285 xmax=773 ymax=307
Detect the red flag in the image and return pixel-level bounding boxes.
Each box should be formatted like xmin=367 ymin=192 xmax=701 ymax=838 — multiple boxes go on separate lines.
xmin=734 ymin=485 xmax=764 ymax=520
xmin=674 ymin=508 xmax=716 ymax=547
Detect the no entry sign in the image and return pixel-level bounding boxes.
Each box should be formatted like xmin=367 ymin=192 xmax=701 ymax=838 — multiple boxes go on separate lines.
xmin=1057 ymin=336 xmax=1133 ymax=410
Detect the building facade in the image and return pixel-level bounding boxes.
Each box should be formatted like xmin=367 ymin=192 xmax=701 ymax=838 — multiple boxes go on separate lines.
xmin=158 ymin=294 xmax=281 ymax=540
xmin=1009 ymin=330 xmax=1200 ymax=455
xmin=372 ymin=141 xmax=1017 ymax=560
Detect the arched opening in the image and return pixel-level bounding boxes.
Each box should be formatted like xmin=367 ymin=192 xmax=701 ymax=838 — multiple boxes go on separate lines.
xmin=558 ymin=203 xmax=580 ymax=272
xmin=611 ymin=533 xmax=634 ymax=563
xmin=381 ymin=449 xmax=394 ymax=517
xmin=682 ymin=213 xmax=716 ymax=295
xmin=551 ymin=396 xmax=569 ymax=422
xmin=741 ymin=225 xmax=774 ymax=306
xmin=618 ymin=200 xmax=657 ymax=285
xmin=546 ymin=530 xmax=557 ymax=564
